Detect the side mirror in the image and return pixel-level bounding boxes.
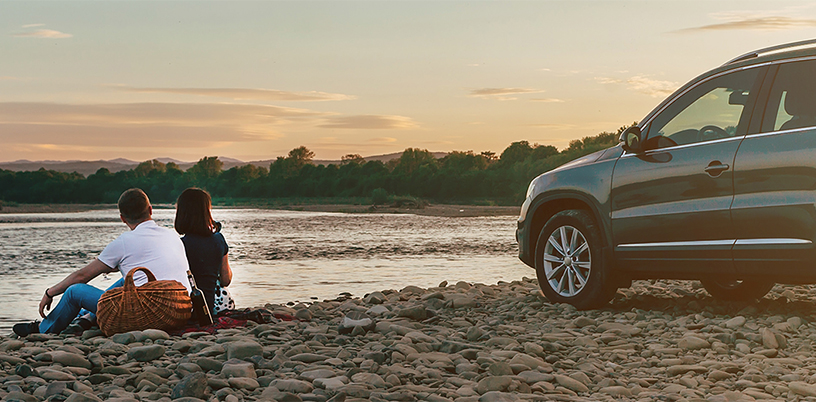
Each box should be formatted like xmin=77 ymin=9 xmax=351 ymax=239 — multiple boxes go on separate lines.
xmin=620 ymin=126 xmax=643 ymax=153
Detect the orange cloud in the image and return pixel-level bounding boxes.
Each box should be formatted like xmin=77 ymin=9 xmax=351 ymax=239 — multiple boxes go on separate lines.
xmin=14 ymin=29 xmax=72 ymax=38
xmin=118 ymin=86 xmax=355 ymax=102
xmin=319 ymin=115 xmax=417 ymax=129
xmin=0 ymin=102 xmax=329 ymax=148
xmin=678 ymin=16 xmax=816 ymax=32
xmin=470 ymin=87 xmax=545 ymax=101
xmin=595 ymin=76 xmax=678 ymax=98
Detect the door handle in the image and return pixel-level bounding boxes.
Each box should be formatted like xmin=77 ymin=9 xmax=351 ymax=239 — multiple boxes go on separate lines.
xmin=704 ymin=162 xmax=730 ymax=177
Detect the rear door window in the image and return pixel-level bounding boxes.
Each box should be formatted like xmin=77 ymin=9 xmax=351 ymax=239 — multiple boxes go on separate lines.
xmin=761 ymin=59 xmax=816 ymax=132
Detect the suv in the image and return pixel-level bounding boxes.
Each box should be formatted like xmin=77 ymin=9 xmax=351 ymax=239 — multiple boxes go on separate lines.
xmin=517 ymin=39 xmax=816 ymax=309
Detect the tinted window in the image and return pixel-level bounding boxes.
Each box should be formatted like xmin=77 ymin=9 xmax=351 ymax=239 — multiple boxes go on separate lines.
xmin=762 ymin=59 xmax=816 ymax=132
xmin=644 ymin=68 xmax=760 ymax=150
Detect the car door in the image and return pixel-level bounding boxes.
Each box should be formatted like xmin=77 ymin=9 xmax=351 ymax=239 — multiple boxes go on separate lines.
xmin=732 ymin=59 xmax=816 ymax=276
xmin=610 ymin=66 xmax=764 ymax=274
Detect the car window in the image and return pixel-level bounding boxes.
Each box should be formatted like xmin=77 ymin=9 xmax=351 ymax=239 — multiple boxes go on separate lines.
xmin=761 ymin=59 xmax=816 ymax=133
xmin=644 ymin=68 xmax=760 ymax=150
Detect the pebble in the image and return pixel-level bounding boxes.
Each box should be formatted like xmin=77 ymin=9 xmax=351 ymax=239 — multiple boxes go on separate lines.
xmin=6 ymin=278 xmax=816 ymax=402
xmin=125 ymin=345 xmax=165 ymax=362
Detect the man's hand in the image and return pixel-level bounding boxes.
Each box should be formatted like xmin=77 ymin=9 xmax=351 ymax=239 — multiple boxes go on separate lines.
xmin=36 ymin=259 xmax=114 ymax=319
xmin=39 ymin=291 xmax=53 ymax=318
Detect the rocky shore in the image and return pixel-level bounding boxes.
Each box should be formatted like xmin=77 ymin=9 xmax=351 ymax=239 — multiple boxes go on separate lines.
xmin=3 ymin=278 xmax=816 ymax=402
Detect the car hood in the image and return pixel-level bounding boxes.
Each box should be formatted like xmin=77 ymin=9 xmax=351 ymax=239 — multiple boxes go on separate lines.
xmin=550 ymin=146 xmax=619 ymax=174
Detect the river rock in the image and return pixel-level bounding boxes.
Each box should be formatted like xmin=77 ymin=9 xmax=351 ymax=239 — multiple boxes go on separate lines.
xmin=228 ymin=377 xmax=260 ymax=390
xmin=140 ymin=329 xmax=170 ymax=341
xmin=476 ymin=376 xmax=512 ymax=393
xmin=478 ymin=391 xmax=519 ymax=402
xmin=225 ymin=340 xmax=263 ymax=360
xmin=290 ymin=353 xmax=328 ymax=363
xmin=554 ymin=375 xmax=589 ymax=393
xmin=724 ymin=316 xmax=746 ymax=329
xmin=397 ymin=305 xmax=427 ymax=320
xmin=338 ymin=311 xmax=375 ymax=334
xmin=37 ymin=368 xmax=76 ymax=381
xmin=270 ymin=379 xmax=314 ymax=394
xmin=678 ymin=336 xmax=710 ymax=350
xmin=171 ymin=372 xmax=207 ymax=399
xmin=761 ymin=328 xmax=779 ymax=349
xmin=221 ymin=361 xmax=256 ymax=378
xmin=791 ymin=382 xmax=816 ymax=397
xmin=126 ymin=345 xmax=165 ymax=362
xmin=64 ymin=393 xmax=102 ymax=402
xmin=509 ymin=353 xmax=546 ymax=370
xmin=48 ymin=351 xmax=91 ymax=369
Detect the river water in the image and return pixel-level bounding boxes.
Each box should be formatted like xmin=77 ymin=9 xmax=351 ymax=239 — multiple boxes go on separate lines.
xmin=0 ymin=208 xmax=531 ymax=331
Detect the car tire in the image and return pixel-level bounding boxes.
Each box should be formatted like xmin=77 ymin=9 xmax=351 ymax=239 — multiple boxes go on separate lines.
xmin=700 ymin=277 xmax=774 ymax=301
xmin=534 ymin=209 xmax=616 ymax=309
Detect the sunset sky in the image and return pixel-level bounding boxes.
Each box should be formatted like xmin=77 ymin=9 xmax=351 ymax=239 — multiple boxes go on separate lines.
xmin=3 ymin=1 xmax=816 ymax=163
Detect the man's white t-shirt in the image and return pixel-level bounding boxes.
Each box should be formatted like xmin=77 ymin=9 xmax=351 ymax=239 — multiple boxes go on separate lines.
xmin=97 ymin=220 xmax=192 ymax=293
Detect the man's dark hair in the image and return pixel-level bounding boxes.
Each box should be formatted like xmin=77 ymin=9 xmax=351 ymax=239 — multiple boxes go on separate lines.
xmin=175 ymin=187 xmax=216 ymax=236
xmin=118 ymin=188 xmax=151 ymax=224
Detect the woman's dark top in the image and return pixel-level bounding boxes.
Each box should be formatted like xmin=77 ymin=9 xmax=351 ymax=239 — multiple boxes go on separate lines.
xmin=181 ymin=231 xmax=229 ymax=311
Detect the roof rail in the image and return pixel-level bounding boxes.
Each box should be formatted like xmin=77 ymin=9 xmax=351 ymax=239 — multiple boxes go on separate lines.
xmin=723 ymin=38 xmax=816 ymax=66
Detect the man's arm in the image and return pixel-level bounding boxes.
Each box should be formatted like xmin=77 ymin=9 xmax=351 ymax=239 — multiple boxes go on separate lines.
xmin=39 ymin=258 xmax=116 ymax=318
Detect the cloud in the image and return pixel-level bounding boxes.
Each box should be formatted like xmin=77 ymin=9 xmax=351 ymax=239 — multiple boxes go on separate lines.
xmin=118 ymin=86 xmax=355 ymax=102
xmin=22 ymin=24 xmax=45 ymax=28
xmin=319 ymin=115 xmax=417 ymax=129
xmin=0 ymin=102 xmax=329 ymax=148
xmin=470 ymin=87 xmax=545 ymax=100
xmin=595 ymin=75 xmax=678 ymax=97
xmin=529 ymin=123 xmax=577 ymax=130
xmin=368 ymin=137 xmax=398 ymax=143
xmin=530 ymin=98 xmax=565 ymax=103
xmin=13 ymin=29 xmax=72 ymax=39
xmin=0 ymin=76 xmax=17 ymax=81
xmin=678 ymin=15 xmax=816 ymax=33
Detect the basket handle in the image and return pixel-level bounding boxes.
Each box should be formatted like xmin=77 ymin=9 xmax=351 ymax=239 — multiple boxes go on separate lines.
xmin=123 ymin=267 xmax=157 ymax=291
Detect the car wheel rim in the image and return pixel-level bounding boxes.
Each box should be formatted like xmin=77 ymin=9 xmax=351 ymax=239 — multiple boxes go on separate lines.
xmin=543 ymin=225 xmax=591 ymax=297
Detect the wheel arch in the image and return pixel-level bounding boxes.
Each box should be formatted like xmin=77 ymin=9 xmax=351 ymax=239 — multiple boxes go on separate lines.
xmin=527 ymin=193 xmax=610 ymax=259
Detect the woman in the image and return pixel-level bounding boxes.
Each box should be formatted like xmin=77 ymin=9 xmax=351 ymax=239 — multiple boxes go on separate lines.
xmin=175 ymin=188 xmax=234 ymax=315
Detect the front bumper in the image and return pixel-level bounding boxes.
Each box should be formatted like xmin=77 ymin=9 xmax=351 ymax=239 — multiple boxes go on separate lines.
xmin=517 ymin=218 xmax=534 ymax=268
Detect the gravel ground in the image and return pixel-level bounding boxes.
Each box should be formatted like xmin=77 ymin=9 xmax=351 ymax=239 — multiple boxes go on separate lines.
xmin=2 ymin=278 xmax=816 ymax=402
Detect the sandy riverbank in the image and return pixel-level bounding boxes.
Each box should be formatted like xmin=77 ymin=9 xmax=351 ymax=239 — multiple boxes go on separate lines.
xmin=2 ymin=278 xmax=815 ymax=401
xmin=269 ymin=204 xmax=519 ymax=218
xmin=0 ymin=203 xmax=520 ymax=218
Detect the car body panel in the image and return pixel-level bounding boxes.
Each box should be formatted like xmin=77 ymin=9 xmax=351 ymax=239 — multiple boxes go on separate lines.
xmin=732 ymin=128 xmax=816 ymax=275
xmin=610 ymin=137 xmax=742 ymax=274
xmin=516 ymin=148 xmax=619 ymax=268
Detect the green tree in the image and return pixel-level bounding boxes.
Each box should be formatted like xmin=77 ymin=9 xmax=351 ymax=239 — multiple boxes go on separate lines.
xmin=341 ymin=154 xmax=364 ymax=165
xmin=499 ymin=141 xmax=533 ymax=165
xmin=288 ymin=146 xmax=315 ymax=170
xmin=133 ymin=159 xmax=166 ymax=177
xmin=186 ymin=156 xmax=223 ymax=186
xmin=394 ymin=148 xmax=436 ymax=175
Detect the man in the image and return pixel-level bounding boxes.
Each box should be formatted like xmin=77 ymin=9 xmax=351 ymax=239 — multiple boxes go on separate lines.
xmin=13 ymin=188 xmax=191 ymax=336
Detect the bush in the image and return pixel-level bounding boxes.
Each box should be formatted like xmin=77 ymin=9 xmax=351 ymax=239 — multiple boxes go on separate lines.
xmin=371 ymin=188 xmax=389 ymax=205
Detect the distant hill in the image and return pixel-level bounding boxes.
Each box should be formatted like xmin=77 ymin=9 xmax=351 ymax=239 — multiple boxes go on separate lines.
xmin=0 ymin=151 xmax=449 ymax=176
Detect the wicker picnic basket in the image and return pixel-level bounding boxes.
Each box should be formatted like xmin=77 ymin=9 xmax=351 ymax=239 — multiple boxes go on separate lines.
xmin=97 ymin=267 xmax=192 ymax=336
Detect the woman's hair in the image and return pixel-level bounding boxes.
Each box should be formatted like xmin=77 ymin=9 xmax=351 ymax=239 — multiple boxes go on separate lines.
xmin=175 ymin=188 xmax=217 ymax=236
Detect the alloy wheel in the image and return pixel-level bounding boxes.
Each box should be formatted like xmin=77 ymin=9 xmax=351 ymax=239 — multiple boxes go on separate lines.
xmin=542 ymin=225 xmax=591 ymax=297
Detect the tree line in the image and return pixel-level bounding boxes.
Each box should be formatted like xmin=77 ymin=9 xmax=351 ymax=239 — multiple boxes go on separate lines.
xmin=0 ymin=127 xmax=627 ymax=206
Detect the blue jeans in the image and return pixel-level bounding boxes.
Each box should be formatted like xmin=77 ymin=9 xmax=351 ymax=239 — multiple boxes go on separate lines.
xmin=40 ymin=278 xmax=124 ymax=334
